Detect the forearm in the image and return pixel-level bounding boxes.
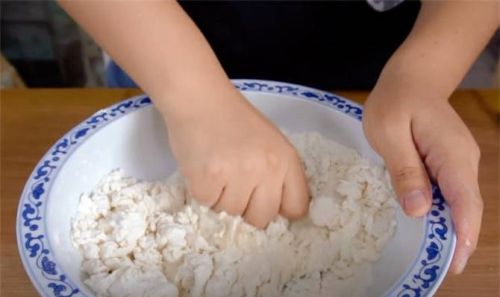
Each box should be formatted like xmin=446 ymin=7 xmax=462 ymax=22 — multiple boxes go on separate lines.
xmin=59 ymin=0 xmax=235 ymax=122
xmin=372 ymin=1 xmax=499 ymax=102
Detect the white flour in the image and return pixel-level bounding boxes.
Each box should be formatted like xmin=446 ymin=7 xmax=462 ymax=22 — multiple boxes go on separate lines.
xmin=71 ymin=132 xmax=398 ymax=297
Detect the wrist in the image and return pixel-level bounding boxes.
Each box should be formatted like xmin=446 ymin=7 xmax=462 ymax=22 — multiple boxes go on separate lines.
xmin=369 ymin=69 xmax=448 ymax=110
xmin=155 ymin=79 xmax=245 ymax=126
xmin=366 ymin=85 xmax=449 ymax=120
xmin=372 ymin=46 xmax=456 ymax=106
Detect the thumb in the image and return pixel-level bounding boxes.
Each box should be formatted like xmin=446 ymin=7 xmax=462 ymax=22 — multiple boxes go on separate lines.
xmin=386 ymin=154 xmax=433 ymax=217
xmin=368 ymin=122 xmax=433 ymax=217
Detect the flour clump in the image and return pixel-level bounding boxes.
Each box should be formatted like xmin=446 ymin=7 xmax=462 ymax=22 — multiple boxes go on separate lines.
xmin=71 ymin=132 xmax=398 ymax=297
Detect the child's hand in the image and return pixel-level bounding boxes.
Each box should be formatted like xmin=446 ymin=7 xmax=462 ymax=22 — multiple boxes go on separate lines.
xmin=363 ymin=94 xmax=482 ymax=274
xmin=165 ymin=89 xmax=309 ymax=228
xmin=59 ymin=1 xmax=309 ymax=229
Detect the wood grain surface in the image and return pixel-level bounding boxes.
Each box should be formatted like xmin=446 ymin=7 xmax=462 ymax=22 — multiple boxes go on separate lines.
xmin=1 ymin=89 xmax=498 ymax=296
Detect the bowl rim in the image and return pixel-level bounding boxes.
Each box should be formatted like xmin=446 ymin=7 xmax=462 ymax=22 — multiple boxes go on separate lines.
xmin=16 ymin=79 xmax=456 ymax=297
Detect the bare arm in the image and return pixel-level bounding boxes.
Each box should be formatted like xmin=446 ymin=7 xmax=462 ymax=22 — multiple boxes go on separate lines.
xmin=364 ymin=1 xmax=498 ymax=274
xmin=373 ymin=1 xmax=498 ymax=101
xmin=59 ymin=0 xmax=234 ymax=121
xmin=59 ymin=0 xmax=309 ymax=228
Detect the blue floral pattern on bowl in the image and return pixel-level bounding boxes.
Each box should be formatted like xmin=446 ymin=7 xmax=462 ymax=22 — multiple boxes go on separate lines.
xmin=17 ymin=79 xmax=455 ymax=297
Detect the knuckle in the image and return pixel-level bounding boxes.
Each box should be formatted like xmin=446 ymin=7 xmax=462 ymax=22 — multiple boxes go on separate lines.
xmin=240 ymin=154 xmax=267 ymax=174
xmin=265 ymin=151 xmax=282 ymax=169
xmin=393 ymin=166 xmax=425 ymax=182
xmin=240 ymin=158 xmax=258 ymax=173
xmin=202 ymin=161 xmax=225 ymax=180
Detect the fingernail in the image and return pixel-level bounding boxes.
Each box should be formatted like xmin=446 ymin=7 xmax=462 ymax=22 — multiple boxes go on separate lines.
xmin=403 ymin=190 xmax=426 ymax=216
xmin=454 ymin=253 xmax=469 ymax=274
xmin=454 ymin=239 xmax=473 ymax=274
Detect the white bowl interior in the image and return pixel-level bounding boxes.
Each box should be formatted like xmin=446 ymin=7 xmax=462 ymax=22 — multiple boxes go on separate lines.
xmin=46 ymin=92 xmax=424 ymax=296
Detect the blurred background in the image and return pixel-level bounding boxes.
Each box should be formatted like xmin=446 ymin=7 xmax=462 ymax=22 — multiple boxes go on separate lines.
xmin=1 ymin=1 xmax=498 ymax=90
xmin=1 ymin=1 xmax=103 ymax=88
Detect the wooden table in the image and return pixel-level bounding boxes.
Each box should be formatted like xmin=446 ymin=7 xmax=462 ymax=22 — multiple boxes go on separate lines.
xmin=1 ymin=89 xmax=498 ymax=296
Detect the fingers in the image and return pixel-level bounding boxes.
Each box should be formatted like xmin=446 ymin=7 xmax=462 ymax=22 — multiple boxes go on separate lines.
xmin=280 ymin=153 xmax=310 ymax=219
xmin=364 ymin=98 xmax=483 ymax=274
xmin=186 ymin=171 xmax=225 ymax=207
xmin=212 ymin=179 xmax=254 ymax=216
xmin=422 ymin=115 xmax=482 ymax=274
xmin=371 ymin=122 xmax=433 ymax=217
xmin=388 ymin=158 xmax=433 ymax=217
xmin=186 ymin=147 xmax=309 ymax=228
xmin=243 ymin=178 xmax=283 ymax=229
xmin=437 ymin=163 xmax=483 ymax=274
xmin=211 ymin=149 xmax=309 ymax=227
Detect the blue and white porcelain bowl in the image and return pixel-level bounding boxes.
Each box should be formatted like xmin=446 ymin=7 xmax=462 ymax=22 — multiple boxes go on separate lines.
xmin=17 ymin=79 xmax=455 ymax=297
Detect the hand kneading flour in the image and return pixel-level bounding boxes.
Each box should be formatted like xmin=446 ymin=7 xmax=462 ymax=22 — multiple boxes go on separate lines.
xmin=71 ymin=132 xmax=398 ymax=297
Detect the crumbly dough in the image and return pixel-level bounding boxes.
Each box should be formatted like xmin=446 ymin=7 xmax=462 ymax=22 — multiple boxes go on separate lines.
xmin=71 ymin=132 xmax=398 ymax=297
